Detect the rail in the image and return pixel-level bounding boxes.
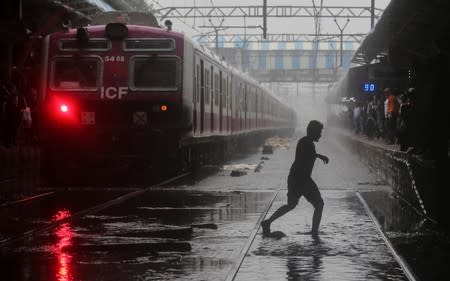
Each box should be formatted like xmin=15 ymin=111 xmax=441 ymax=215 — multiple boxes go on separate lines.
xmin=225 ymin=189 xmax=280 ymax=281
xmin=0 ymin=173 xmax=191 ymax=246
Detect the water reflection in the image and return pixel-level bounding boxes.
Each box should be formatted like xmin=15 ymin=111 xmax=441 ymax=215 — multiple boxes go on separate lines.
xmin=52 ymin=210 xmax=71 ymax=222
xmin=52 ymin=210 xmax=73 ymax=281
xmin=286 ymin=237 xmax=323 ymax=280
xmin=360 ymin=191 xmax=427 ymax=233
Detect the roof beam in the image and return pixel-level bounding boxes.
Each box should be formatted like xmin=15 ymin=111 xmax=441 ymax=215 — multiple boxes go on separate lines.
xmin=155 ymin=5 xmax=384 ymax=20
xmin=195 ymin=33 xmax=365 ymax=44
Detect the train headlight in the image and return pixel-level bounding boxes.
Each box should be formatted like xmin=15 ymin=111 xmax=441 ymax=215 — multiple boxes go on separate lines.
xmin=60 ymin=104 xmax=69 ymax=113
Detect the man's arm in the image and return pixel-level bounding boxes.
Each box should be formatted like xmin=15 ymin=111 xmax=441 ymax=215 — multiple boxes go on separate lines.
xmin=316 ymin=153 xmax=329 ymax=164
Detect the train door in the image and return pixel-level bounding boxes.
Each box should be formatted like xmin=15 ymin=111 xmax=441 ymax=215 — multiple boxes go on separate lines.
xmin=193 ymin=59 xmax=198 ymax=134
xmin=219 ymin=71 xmax=223 ymax=133
xmin=238 ymin=82 xmax=242 ymax=131
xmin=240 ymin=83 xmax=243 ymax=131
xmin=200 ymin=60 xmax=204 ymax=134
xmin=253 ymin=88 xmax=256 ymax=129
xmin=210 ymin=66 xmax=215 ymax=133
xmin=250 ymin=87 xmax=253 ymax=129
xmin=236 ymin=83 xmax=240 ymax=131
xmin=214 ymin=71 xmax=220 ymax=133
xmin=244 ymin=84 xmax=247 ymax=130
xmin=255 ymin=89 xmax=258 ymax=128
xmin=204 ymin=65 xmax=211 ymax=134
xmin=226 ymin=75 xmax=231 ymax=133
xmin=248 ymin=86 xmax=252 ymax=129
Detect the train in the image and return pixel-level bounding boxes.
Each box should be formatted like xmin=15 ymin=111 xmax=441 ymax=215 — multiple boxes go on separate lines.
xmin=38 ymin=12 xmax=296 ymax=182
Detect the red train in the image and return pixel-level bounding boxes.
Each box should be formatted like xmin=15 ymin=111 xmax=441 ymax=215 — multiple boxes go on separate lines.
xmin=38 ymin=13 xmax=296 ymax=181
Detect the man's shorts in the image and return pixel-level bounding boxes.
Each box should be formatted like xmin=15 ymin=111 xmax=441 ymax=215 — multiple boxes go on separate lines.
xmin=287 ymin=175 xmax=323 ymax=207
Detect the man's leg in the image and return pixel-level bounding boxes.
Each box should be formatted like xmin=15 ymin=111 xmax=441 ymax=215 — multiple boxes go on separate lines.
xmin=261 ymin=192 xmax=299 ymax=234
xmin=311 ymin=199 xmax=324 ymax=235
xmin=304 ymin=181 xmax=324 ymax=236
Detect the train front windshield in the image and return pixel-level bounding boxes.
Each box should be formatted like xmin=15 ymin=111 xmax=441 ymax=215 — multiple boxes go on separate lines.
xmin=131 ymin=56 xmax=179 ymax=90
xmin=51 ymin=57 xmax=101 ymax=90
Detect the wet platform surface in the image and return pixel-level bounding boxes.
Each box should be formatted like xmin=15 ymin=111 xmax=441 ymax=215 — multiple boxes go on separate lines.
xmin=0 ymin=134 xmax=418 ymax=280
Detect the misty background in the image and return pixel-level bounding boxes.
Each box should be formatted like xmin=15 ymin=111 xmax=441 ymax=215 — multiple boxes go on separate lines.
xmin=149 ymin=0 xmax=391 ymax=129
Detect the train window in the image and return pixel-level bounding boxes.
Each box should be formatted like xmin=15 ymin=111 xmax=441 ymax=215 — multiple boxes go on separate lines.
xmin=195 ymin=64 xmax=200 ymax=103
xmin=50 ymin=56 xmax=102 ymax=90
xmin=123 ymin=39 xmax=175 ymax=51
xmin=130 ymin=56 xmax=179 ymax=91
xmin=228 ymin=78 xmax=232 ymax=110
xmin=59 ymin=39 xmax=111 ymax=51
xmin=210 ymin=67 xmax=214 ymax=105
xmin=214 ymin=73 xmax=219 ymax=106
xmin=205 ymin=69 xmax=210 ymax=104
xmin=222 ymin=77 xmax=226 ymax=109
xmin=195 ymin=65 xmax=198 ymax=103
xmin=244 ymin=85 xmax=247 ymax=112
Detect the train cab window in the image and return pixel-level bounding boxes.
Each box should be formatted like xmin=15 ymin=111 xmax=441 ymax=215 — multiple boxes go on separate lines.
xmin=130 ymin=56 xmax=179 ymax=90
xmin=59 ymin=39 xmax=111 ymax=51
xmin=124 ymin=39 xmax=175 ymax=51
xmin=51 ymin=57 xmax=102 ymax=90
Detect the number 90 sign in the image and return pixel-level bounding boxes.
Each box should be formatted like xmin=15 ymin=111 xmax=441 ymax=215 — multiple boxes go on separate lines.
xmin=363 ymin=83 xmax=376 ymax=93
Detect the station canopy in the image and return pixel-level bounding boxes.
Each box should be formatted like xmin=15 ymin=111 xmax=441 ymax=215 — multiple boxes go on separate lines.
xmin=352 ymin=0 xmax=450 ymax=65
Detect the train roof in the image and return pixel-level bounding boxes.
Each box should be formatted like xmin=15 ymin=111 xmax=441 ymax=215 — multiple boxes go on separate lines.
xmin=50 ymin=24 xmax=185 ymax=41
xmin=185 ymin=36 xmax=272 ymax=94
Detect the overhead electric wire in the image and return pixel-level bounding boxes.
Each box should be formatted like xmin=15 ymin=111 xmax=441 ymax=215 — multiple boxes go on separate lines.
xmin=152 ymin=0 xmax=205 ymax=36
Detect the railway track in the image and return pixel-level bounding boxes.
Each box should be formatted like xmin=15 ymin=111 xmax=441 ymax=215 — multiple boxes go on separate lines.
xmin=0 ymin=173 xmax=191 ymax=246
xmin=223 ymin=190 xmax=419 ymax=281
xmin=225 ymin=190 xmax=280 ymax=281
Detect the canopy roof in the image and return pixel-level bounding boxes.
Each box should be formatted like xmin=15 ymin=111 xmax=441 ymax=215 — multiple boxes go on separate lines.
xmin=352 ymin=0 xmax=450 ymax=65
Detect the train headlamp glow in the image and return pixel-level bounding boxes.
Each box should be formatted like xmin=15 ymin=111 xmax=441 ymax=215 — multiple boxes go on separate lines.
xmin=60 ymin=104 xmax=69 ymax=113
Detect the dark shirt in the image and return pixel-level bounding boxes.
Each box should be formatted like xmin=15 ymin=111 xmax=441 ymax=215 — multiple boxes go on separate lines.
xmin=289 ymin=136 xmax=316 ymax=182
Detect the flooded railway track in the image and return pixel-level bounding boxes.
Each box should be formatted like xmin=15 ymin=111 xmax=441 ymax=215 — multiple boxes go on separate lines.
xmin=227 ymin=190 xmax=418 ymax=281
xmin=0 ymin=167 xmax=277 ymax=281
xmin=225 ymin=190 xmax=280 ymax=281
xmin=0 ymin=191 xmax=56 ymax=208
xmin=357 ymin=192 xmax=418 ymax=281
xmin=0 ymin=173 xmax=191 ymax=246
xmin=1 ymin=141 xmax=427 ymax=281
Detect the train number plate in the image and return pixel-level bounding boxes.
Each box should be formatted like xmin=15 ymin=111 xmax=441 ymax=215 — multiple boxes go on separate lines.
xmin=81 ymin=112 xmax=96 ymax=125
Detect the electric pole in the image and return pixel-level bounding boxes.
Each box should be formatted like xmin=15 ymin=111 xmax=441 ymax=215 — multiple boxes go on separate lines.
xmin=334 ymin=18 xmax=350 ymax=67
xmin=371 ymin=0 xmax=375 ymax=29
xmin=263 ymin=0 xmax=267 ymax=39
xmin=209 ymin=18 xmax=224 ymax=50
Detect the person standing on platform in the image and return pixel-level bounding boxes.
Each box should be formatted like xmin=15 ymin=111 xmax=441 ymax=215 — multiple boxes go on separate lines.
xmin=2 ymin=80 xmax=21 ymax=147
xmin=375 ymin=91 xmax=385 ymax=139
xmin=261 ymin=120 xmax=329 ymax=237
xmin=353 ymin=101 xmax=362 ymax=134
xmin=385 ymin=88 xmax=400 ymax=144
xmin=397 ymin=91 xmax=411 ymax=151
